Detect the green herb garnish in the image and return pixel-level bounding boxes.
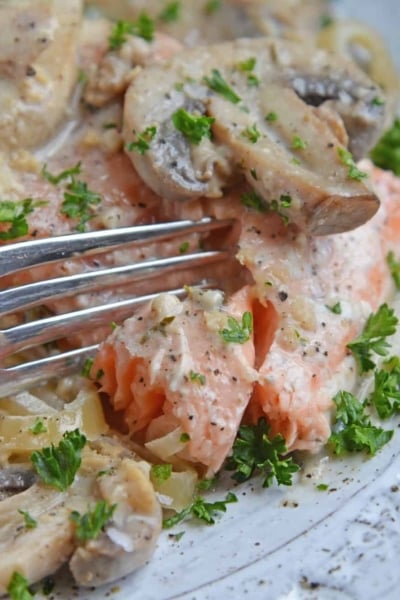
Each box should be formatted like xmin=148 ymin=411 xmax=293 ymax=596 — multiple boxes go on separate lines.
xmin=225 ymin=417 xmax=299 ymax=487
xmin=18 ymin=509 xmax=37 ymax=529
xmin=7 ymin=572 xmax=34 ymax=600
xmin=189 ymin=370 xmax=206 ymax=385
xmin=109 ymin=14 xmax=155 ymax=50
xmin=241 ymin=124 xmax=260 ymax=143
xmin=368 ymin=357 xmax=400 ymax=418
xmin=61 ymin=180 xmax=102 ymax=232
xmin=81 ymin=357 xmax=94 ymax=378
xmin=203 ymin=69 xmax=241 ymax=104
xmin=0 ymin=198 xmax=46 ymax=241
xmin=219 ymin=311 xmax=253 ymax=344
xmin=163 ymin=492 xmax=237 ymax=528
xmin=337 ymin=147 xmax=368 ymax=181
xmin=328 ymin=390 xmax=393 ymax=455
xmin=42 ymin=162 xmax=81 ymax=185
xmin=370 ymin=119 xmax=400 ymax=175
xmin=30 ymin=429 xmax=87 ymax=491
xmin=70 ymin=500 xmax=117 ymax=541
xmin=240 ymin=190 xmax=267 ymax=212
xmin=151 ymin=463 xmax=173 ymax=482
xmin=172 ymin=108 xmax=215 ymax=144
xmin=265 ymin=112 xmax=278 ymax=122
xmin=127 ymin=125 xmax=157 ymax=154
xmin=326 ymin=302 xmax=342 ymax=315
xmin=347 ymin=303 xmax=398 ymax=373
xmin=387 ymin=251 xmax=400 ymax=289
xmin=180 ymin=432 xmax=190 ymax=443
xmin=291 ymin=135 xmax=307 ymax=150
xmin=159 ymin=1 xmax=181 ymax=22
xmin=204 ymin=0 xmax=221 ymax=14
xmin=29 ymin=418 xmax=47 ymax=435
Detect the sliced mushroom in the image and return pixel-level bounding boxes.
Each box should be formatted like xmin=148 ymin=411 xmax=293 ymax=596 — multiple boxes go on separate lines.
xmin=0 ymin=0 xmax=82 ymax=150
xmin=123 ymin=37 xmax=384 ymax=233
xmin=0 ymin=467 xmax=36 ymax=501
xmin=0 ymin=438 xmax=161 ymax=593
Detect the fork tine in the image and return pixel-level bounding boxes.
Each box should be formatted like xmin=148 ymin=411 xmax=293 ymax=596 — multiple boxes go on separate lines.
xmin=0 ymin=250 xmax=228 ymax=316
xmin=0 ymin=344 xmax=99 ymax=397
xmin=0 ymin=217 xmax=234 ymax=277
xmin=0 ymin=286 xmax=206 ymax=360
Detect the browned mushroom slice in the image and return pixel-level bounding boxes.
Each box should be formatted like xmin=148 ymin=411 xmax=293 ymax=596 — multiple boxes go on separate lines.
xmin=123 ymin=37 xmax=384 ymax=231
xmin=209 ymin=85 xmax=378 ymax=235
xmin=0 ymin=439 xmax=161 ymax=593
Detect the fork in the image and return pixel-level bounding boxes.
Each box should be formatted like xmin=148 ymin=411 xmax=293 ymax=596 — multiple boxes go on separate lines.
xmin=0 ymin=217 xmax=234 ymax=397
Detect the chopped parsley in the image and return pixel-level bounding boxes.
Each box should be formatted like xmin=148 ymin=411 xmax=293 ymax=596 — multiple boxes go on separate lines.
xmin=7 ymin=572 xmax=34 ymax=600
xmin=42 ymin=161 xmax=81 ymax=185
xmin=204 ymin=0 xmax=221 ymax=14
xmin=179 ymin=241 xmax=189 ymax=253
xmin=159 ymin=1 xmax=181 ymax=22
xmin=61 ymin=180 xmax=102 ymax=232
xmin=225 ymin=417 xmax=299 ymax=487
xmin=320 ymin=14 xmax=334 ymax=28
xmin=189 ymin=370 xmax=206 ymax=385
xmin=326 ymin=302 xmax=342 ymax=315
xmin=370 ymin=119 xmax=400 ymax=175
xmin=108 ymin=14 xmax=155 ymax=50
xmin=328 ymin=390 xmax=393 ymax=456
xmin=316 ymin=483 xmax=329 ymax=491
xmin=196 ymin=476 xmax=218 ymax=491
xmin=29 ymin=418 xmax=47 ymax=435
xmin=372 ymin=97 xmax=385 ymax=106
xmin=241 ymin=124 xmax=260 ymax=143
xmin=81 ymin=357 xmax=94 ymax=378
xmin=240 ymin=190 xmax=267 ymax=212
xmin=151 ymin=463 xmax=173 ymax=482
xmin=387 ymin=251 xmax=400 ymax=289
xmin=43 ymin=162 xmax=102 ymax=232
xmin=203 ymin=69 xmax=241 ymax=104
xmin=219 ymin=311 xmax=253 ymax=344
xmin=127 ymin=125 xmax=157 ymax=154
xmin=18 ymin=509 xmax=37 ymax=529
xmin=163 ymin=492 xmax=237 ymax=528
xmin=172 ymin=108 xmax=215 ymax=144
xmin=291 ymin=135 xmax=308 ymax=150
xmin=236 ymin=57 xmax=259 ymax=86
xmin=0 ymin=198 xmax=46 ymax=241
xmin=265 ymin=112 xmax=278 ymax=122
xmin=347 ymin=303 xmax=398 ymax=373
xmin=368 ymin=357 xmax=400 ymax=419
xmin=70 ymin=500 xmax=117 ymax=542
xmin=180 ymin=432 xmax=190 ymax=443
xmin=337 ymin=147 xmax=368 ymax=181
xmin=30 ymin=429 xmax=87 ymax=491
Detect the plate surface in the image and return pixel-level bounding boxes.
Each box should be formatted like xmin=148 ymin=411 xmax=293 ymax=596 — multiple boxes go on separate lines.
xmin=45 ymin=2 xmax=400 ymax=599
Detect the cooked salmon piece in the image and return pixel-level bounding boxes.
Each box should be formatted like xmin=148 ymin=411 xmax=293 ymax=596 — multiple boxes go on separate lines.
xmin=93 ymin=286 xmax=257 ymax=474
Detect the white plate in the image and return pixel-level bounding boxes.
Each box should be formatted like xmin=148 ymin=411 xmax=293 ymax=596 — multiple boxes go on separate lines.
xmin=43 ymin=2 xmax=400 ymax=599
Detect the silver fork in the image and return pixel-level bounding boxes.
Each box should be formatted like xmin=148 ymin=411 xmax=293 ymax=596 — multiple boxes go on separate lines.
xmin=0 ymin=217 xmax=234 ymax=397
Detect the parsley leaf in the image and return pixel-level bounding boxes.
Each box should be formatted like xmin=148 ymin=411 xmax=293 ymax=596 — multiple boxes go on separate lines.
xmin=326 ymin=302 xmax=342 ymax=315
xmin=7 ymin=572 xmax=34 ymax=600
xmin=0 ymin=198 xmax=46 ymax=241
xmin=61 ymin=180 xmax=102 ymax=232
xmin=70 ymin=500 xmax=117 ymax=541
xmin=240 ymin=190 xmax=267 ymax=212
xmin=109 ymin=14 xmax=155 ymax=50
xmin=151 ymin=463 xmax=173 ymax=482
xmin=162 ymin=492 xmax=237 ymax=528
xmin=18 ymin=509 xmax=37 ymax=529
xmin=29 ymin=418 xmax=47 ymax=435
xmin=42 ymin=162 xmax=81 ymax=185
xmin=370 ymin=119 xmax=400 ymax=175
xmin=328 ymin=390 xmax=393 ymax=455
xmin=291 ymin=135 xmax=307 ymax=150
xmin=204 ymin=0 xmax=221 ymax=14
xmin=265 ymin=112 xmax=278 ymax=122
xmin=203 ymin=69 xmax=241 ymax=104
xmin=347 ymin=303 xmax=398 ymax=373
xmin=189 ymin=370 xmax=206 ymax=385
xmin=241 ymin=124 xmax=260 ymax=143
xmin=172 ymin=108 xmax=215 ymax=144
xmin=337 ymin=147 xmax=368 ymax=181
xmin=225 ymin=417 xmax=299 ymax=487
xmin=30 ymin=429 xmax=87 ymax=491
xmin=387 ymin=251 xmax=400 ymax=289
xmin=219 ymin=311 xmax=253 ymax=344
xmin=127 ymin=125 xmax=157 ymax=154
xmin=159 ymin=1 xmax=181 ymax=22
xmin=368 ymin=357 xmax=400 ymax=418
